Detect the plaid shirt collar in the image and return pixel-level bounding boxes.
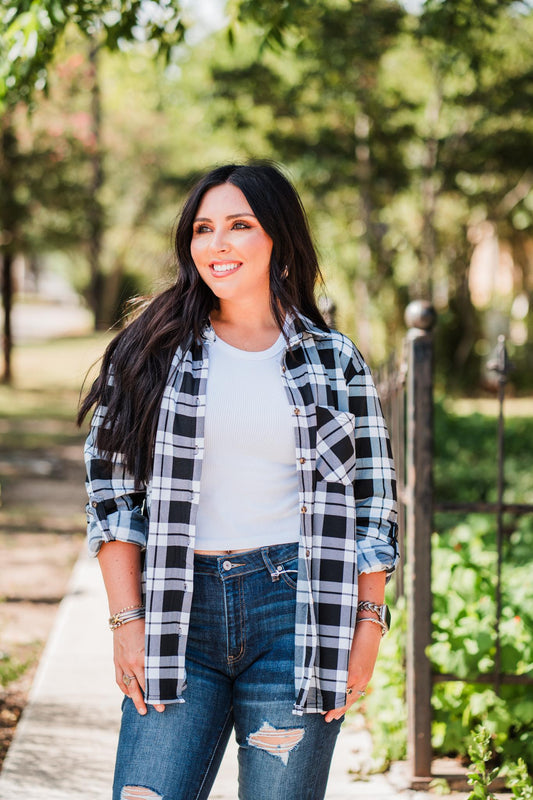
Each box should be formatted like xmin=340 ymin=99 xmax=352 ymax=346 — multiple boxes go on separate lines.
xmin=199 ymin=312 xmax=329 ymax=347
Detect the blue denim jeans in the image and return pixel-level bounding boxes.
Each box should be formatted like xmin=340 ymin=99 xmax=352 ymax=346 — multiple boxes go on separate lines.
xmin=113 ymin=543 xmax=342 ymax=800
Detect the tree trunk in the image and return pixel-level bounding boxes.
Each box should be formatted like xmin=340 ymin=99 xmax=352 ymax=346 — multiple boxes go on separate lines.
xmin=1 ymin=115 xmax=17 ymax=384
xmin=2 ymin=252 xmax=13 ymax=383
xmin=419 ymin=83 xmax=442 ymax=302
xmin=87 ymin=40 xmax=106 ymax=330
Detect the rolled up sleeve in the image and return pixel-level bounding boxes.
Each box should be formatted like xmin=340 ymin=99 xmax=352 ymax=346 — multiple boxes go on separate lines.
xmin=344 ymin=352 xmax=399 ymax=577
xmin=84 ymin=425 xmax=148 ymax=557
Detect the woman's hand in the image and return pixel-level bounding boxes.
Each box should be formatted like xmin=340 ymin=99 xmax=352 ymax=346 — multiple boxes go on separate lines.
xmin=97 ymin=542 xmax=164 ymax=715
xmin=323 ymin=619 xmax=382 ymax=722
xmin=113 ymin=618 xmax=165 ymax=715
xmin=324 ymin=568 xmax=387 ymax=724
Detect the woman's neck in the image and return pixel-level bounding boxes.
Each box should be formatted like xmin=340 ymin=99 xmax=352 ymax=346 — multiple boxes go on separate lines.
xmin=210 ymin=302 xmax=282 ymax=352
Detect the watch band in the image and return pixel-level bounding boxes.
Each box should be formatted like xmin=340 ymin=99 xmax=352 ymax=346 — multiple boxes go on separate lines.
xmin=357 ymin=601 xmax=391 ymax=634
xmin=357 ymin=616 xmax=388 ymax=636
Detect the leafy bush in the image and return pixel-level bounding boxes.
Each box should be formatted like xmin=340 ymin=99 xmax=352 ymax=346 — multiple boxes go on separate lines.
xmin=363 ymin=402 xmax=533 ymax=769
xmin=467 ymin=726 xmax=500 ymax=800
xmin=466 ymin=725 xmax=533 ymax=800
xmin=431 ymin=515 xmax=533 ymax=766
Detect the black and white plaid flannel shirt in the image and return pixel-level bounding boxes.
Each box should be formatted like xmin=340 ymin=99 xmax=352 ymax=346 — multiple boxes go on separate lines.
xmin=85 ymin=313 xmax=398 ymax=713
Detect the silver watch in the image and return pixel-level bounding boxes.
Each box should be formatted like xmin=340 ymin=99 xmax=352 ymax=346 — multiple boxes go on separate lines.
xmin=357 ymin=601 xmax=391 ymax=633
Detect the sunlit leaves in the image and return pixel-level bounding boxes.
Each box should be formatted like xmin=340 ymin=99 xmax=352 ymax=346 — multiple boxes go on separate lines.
xmin=0 ymin=1 xmax=188 ymax=108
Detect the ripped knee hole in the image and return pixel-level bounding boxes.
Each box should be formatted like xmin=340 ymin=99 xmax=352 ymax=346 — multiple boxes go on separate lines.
xmin=121 ymin=787 xmax=161 ymax=800
xmin=247 ymin=722 xmax=305 ymax=765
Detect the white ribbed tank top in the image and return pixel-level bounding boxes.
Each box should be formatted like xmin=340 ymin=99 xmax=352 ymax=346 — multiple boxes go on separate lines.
xmin=194 ymin=330 xmax=300 ymax=551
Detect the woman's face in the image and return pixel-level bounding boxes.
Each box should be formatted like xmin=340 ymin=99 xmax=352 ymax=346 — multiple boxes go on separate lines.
xmin=190 ymin=183 xmax=273 ymax=307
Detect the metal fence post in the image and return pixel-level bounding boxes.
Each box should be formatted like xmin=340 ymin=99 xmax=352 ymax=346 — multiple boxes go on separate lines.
xmin=405 ymin=300 xmax=436 ymax=780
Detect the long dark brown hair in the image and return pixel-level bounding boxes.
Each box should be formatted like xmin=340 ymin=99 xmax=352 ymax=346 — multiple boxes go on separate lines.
xmin=78 ymin=162 xmax=328 ymax=486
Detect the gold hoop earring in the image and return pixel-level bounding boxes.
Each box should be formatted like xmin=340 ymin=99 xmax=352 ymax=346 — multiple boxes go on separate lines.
xmin=281 ymin=265 xmax=289 ymax=280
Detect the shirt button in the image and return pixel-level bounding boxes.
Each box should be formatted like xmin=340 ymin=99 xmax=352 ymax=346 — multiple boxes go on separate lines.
xmin=301 ymin=506 xmax=307 ymax=513
xmin=281 ymin=366 xmax=286 ymax=373
xmin=195 ymin=397 xmax=201 ymax=405
xmin=293 ymin=408 xmax=301 ymax=416
xmin=223 ymin=560 xmax=232 ymax=571
xmin=306 ymin=549 xmax=311 ymax=557
xmin=91 ymin=501 xmax=98 ymax=508
xmin=299 ymin=457 xmax=306 ymax=464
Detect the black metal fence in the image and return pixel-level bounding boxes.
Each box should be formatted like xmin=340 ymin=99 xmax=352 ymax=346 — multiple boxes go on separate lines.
xmin=375 ymin=300 xmax=533 ymax=781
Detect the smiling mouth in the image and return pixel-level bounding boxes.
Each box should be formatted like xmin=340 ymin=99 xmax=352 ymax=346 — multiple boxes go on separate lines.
xmin=209 ymin=262 xmax=242 ymax=276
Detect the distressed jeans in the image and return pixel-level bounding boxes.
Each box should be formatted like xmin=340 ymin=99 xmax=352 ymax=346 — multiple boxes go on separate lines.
xmin=113 ymin=543 xmax=342 ymax=800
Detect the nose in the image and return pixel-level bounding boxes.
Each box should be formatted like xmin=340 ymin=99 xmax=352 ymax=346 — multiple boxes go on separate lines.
xmin=211 ymin=227 xmax=230 ymax=252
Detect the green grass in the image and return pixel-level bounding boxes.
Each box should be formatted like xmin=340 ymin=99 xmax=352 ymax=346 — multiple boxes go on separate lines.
xmin=0 ymin=336 xmax=105 ymax=690
xmin=0 ymin=333 xmax=113 ymax=422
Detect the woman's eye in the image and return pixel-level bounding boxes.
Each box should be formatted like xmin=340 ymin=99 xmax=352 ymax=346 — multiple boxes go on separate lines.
xmin=232 ymin=221 xmax=249 ymax=230
xmin=194 ymin=224 xmax=211 ymax=234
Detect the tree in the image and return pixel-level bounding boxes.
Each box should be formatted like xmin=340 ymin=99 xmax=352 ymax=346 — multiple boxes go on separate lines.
xmin=206 ymin=0 xmax=533 ymax=384
xmin=0 ymin=0 xmax=190 ymax=380
xmin=0 ymin=1 xmax=188 ymax=110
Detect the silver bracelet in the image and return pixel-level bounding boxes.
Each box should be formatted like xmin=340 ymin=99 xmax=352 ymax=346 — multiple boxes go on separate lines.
xmin=357 ymin=601 xmax=384 ymax=615
xmin=356 ymin=616 xmax=388 ymax=637
xmin=109 ymin=606 xmax=145 ymax=631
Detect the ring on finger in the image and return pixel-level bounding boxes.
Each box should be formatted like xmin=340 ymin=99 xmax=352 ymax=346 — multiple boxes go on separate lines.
xmin=123 ymin=674 xmax=136 ymax=688
xmin=346 ymin=687 xmax=366 ymax=698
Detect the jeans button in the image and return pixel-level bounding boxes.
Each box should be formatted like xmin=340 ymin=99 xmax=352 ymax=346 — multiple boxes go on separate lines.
xmin=223 ymin=560 xmax=232 ymax=571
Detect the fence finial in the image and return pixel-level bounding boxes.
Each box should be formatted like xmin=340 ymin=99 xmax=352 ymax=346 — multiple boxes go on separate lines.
xmin=487 ymin=335 xmax=511 ymax=382
xmin=405 ymin=300 xmax=436 ymax=332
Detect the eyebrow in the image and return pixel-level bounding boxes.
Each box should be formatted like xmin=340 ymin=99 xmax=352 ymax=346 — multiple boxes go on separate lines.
xmin=194 ymin=213 xmax=257 ymax=222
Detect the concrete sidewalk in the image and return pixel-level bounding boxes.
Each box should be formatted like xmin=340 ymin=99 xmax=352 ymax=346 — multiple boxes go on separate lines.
xmin=0 ymin=554 xmax=439 ymax=800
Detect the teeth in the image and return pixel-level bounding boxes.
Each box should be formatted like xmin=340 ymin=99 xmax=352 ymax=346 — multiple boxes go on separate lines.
xmin=212 ymin=263 xmax=240 ymax=273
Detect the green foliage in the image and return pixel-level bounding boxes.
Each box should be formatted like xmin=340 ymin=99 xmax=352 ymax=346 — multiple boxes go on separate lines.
xmin=0 ymin=1 xmax=187 ymax=109
xmin=434 ymin=400 xmax=533 ymax=505
xmin=0 ymin=650 xmax=29 ymax=689
xmin=506 ymin=758 xmax=533 ymax=800
xmin=3 ymin=0 xmax=533 ymax=380
xmin=466 ymin=726 xmax=500 ymax=800
xmin=466 ymin=726 xmax=533 ymax=799
xmin=204 ymin=0 xmax=533 ymax=380
xmin=431 ymin=402 xmax=533 ymax=766
xmin=365 ymin=403 xmax=533 ymax=769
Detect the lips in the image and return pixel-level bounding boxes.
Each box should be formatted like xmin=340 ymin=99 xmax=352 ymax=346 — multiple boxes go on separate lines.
xmin=209 ymin=261 xmax=242 ymax=276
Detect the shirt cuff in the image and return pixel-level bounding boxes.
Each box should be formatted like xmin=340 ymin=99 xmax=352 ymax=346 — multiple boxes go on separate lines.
xmin=86 ymin=505 xmax=148 ymax=557
xmin=356 ymin=525 xmax=399 ymax=577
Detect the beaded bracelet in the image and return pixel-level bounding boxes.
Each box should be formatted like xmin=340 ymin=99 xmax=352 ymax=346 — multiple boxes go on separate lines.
xmin=108 ymin=605 xmax=145 ymax=631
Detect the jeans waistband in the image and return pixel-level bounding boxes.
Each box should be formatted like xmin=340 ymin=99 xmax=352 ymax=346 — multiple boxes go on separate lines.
xmin=193 ymin=542 xmax=299 ymax=579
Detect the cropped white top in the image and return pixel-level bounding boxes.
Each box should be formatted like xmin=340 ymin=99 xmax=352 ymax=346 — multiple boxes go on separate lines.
xmin=194 ymin=330 xmax=300 ymax=551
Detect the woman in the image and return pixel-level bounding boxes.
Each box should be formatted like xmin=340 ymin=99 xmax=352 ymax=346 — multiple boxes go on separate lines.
xmin=79 ymin=162 xmax=398 ymax=800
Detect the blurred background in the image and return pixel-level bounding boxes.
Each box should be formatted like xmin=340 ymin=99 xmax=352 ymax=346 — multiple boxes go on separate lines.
xmin=2 ymin=0 xmax=533 ymax=389
xmin=1 ymin=0 xmax=533 ymax=786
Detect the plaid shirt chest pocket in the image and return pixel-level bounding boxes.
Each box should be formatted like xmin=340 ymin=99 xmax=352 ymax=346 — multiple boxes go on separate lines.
xmin=315 ymin=405 xmax=356 ymax=486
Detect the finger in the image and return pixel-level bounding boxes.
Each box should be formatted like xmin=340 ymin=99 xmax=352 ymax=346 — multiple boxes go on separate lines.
xmin=116 ymin=665 xmax=132 ymax=696
xmin=153 ymin=704 xmax=165 ymax=713
xmin=127 ymin=677 xmax=147 ymax=716
xmin=324 ymin=705 xmax=347 ymax=723
xmin=117 ymin=666 xmax=148 ymax=715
